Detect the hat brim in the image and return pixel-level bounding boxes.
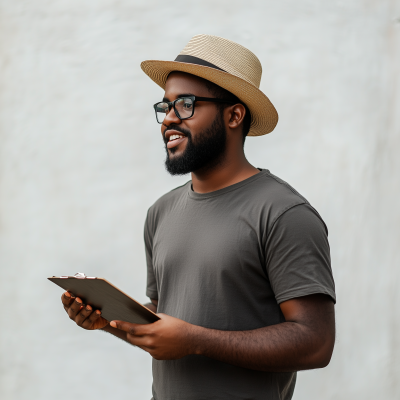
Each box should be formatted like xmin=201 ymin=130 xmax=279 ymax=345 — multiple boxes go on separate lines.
xmin=141 ymin=60 xmax=278 ymax=136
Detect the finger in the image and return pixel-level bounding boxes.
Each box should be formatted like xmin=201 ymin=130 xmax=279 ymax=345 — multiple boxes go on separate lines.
xmin=61 ymin=291 xmax=75 ymax=307
xmin=75 ymin=304 xmax=93 ymax=326
xmin=81 ymin=310 xmax=102 ymax=329
xmin=68 ymin=297 xmax=84 ymax=320
xmin=110 ymin=320 xmax=147 ymax=336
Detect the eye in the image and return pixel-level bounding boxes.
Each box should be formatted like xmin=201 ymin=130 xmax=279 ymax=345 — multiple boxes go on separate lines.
xmin=182 ymin=99 xmax=193 ymax=110
xmin=156 ymin=103 xmax=169 ymax=113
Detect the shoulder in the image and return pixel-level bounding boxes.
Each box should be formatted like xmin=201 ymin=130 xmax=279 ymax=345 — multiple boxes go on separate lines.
xmin=145 ymin=181 xmax=190 ymax=227
xmin=249 ymin=170 xmax=326 ymax=233
xmin=254 ymin=170 xmax=307 ymax=204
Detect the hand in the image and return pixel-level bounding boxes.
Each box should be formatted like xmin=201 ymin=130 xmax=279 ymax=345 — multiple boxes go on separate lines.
xmin=110 ymin=313 xmax=199 ymax=360
xmin=61 ymin=291 xmax=109 ymax=330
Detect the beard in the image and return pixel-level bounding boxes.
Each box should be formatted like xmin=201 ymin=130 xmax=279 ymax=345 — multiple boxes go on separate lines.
xmin=164 ymin=111 xmax=227 ymax=176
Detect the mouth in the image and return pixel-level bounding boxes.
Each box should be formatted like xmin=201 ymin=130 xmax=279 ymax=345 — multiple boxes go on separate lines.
xmin=165 ymin=130 xmax=188 ymax=149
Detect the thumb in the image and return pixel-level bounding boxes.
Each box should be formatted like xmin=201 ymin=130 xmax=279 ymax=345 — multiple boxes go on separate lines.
xmin=110 ymin=320 xmax=144 ymax=335
xmin=110 ymin=320 xmax=127 ymax=330
xmin=109 ymin=320 xmax=118 ymax=328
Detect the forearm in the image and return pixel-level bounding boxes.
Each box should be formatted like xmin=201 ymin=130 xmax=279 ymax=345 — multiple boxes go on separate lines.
xmin=108 ymin=295 xmax=334 ymax=369
xmin=144 ymin=302 xmax=157 ymax=313
xmin=191 ymin=321 xmax=333 ymax=372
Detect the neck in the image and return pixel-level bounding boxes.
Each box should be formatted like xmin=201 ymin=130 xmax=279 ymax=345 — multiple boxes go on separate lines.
xmin=191 ymin=148 xmax=259 ymax=194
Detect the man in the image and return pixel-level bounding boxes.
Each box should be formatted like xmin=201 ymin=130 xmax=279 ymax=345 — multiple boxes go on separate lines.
xmin=61 ymin=34 xmax=336 ymax=400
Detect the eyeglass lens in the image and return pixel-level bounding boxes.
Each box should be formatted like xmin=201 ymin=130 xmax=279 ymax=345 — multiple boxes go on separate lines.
xmin=155 ymin=98 xmax=194 ymax=123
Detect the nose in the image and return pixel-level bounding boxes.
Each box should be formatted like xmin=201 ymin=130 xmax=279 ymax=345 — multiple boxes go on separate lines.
xmin=163 ymin=104 xmax=181 ymax=128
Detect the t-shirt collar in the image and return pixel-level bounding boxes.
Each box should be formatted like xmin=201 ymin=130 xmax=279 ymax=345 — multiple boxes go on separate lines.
xmin=188 ymin=169 xmax=269 ymax=200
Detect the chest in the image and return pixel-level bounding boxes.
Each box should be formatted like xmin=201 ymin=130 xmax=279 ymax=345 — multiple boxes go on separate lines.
xmin=151 ymin=199 xmax=267 ymax=286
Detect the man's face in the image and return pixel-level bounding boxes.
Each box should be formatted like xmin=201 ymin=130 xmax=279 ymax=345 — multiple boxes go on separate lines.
xmin=161 ymin=72 xmax=227 ymax=175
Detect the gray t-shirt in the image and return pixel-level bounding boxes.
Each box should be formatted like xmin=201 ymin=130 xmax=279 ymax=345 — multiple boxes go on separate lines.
xmin=145 ymin=169 xmax=335 ymax=400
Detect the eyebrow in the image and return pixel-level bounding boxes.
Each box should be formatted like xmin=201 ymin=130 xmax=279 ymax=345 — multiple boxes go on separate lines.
xmin=162 ymin=93 xmax=195 ymax=102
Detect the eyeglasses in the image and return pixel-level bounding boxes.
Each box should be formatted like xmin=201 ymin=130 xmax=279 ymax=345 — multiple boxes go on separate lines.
xmin=153 ymin=95 xmax=236 ymax=124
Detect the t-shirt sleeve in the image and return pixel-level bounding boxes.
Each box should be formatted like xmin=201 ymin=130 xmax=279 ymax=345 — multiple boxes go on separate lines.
xmin=265 ymin=203 xmax=336 ymax=304
xmin=144 ymin=209 xmax=158 ymax=300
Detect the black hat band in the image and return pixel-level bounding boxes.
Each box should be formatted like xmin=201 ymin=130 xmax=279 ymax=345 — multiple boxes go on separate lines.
xmin=174 ymin=55 xmax=226 ymax=72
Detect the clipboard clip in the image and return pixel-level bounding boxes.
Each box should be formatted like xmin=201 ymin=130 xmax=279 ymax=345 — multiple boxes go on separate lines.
xmin=74 ymin=272 xmax=88 ymax=279
xmin=58 ymin=272 xmax=97 ymax=279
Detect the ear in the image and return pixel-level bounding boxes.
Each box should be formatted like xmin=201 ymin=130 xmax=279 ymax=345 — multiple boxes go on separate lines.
xmin=226 ymin=104 xmax=246 ymax=130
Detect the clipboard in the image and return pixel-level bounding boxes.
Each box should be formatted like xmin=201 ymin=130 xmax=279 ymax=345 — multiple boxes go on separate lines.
xmin=48 ymin=272 xmax=159 ymax=324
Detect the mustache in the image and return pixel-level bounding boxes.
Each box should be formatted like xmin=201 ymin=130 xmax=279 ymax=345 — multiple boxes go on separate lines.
xmin=163 ymin=124 xmax=192 ymax=144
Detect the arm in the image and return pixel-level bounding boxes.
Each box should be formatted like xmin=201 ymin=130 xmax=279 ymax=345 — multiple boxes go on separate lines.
xmin=143 ymin=299 xmax=158 ymax=313
xmin=192 ymin=294 xmax=335 ymax=371
xmin=110 ymin=293 xmax=335 ymax=372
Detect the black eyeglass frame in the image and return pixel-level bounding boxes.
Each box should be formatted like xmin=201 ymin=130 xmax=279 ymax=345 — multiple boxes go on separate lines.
xmin=153 ymin=95 xmax=237 ymax=124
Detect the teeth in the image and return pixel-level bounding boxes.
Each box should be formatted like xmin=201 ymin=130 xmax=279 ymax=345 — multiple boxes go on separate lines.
xmin=169 ymin=134 xmax=184 ymax=141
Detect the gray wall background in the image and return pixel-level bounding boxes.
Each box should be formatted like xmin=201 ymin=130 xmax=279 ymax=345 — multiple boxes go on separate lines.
xmin=1 ymin=1 xmax=399 ymax=399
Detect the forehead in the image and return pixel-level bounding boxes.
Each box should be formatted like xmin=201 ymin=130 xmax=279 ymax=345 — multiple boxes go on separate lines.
xmin=164 ymin=72 xmax=212 ymax=99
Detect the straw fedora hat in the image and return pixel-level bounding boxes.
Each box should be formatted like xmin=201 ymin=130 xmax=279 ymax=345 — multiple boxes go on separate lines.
xmin=141 ymin=34 xmax=278 ymax=136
